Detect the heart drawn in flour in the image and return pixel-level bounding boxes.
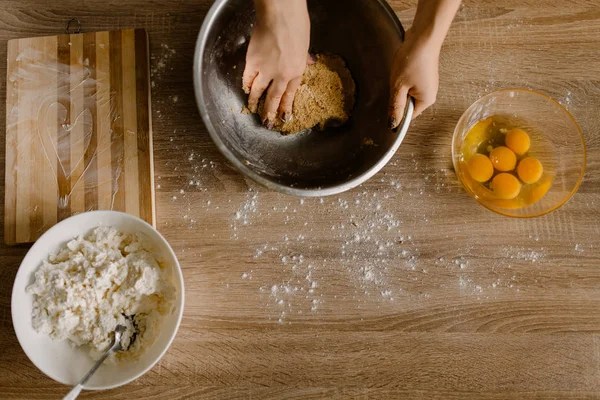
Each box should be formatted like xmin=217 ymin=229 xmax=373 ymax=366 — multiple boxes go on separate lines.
xmin=41 ymin=101 xmax=94 ymax=191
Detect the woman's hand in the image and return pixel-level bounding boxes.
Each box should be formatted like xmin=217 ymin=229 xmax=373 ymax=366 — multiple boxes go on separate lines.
xmin=243 ymin=0 xmax=313 ymax=129
xmin=388 ymin=30 xmax=441 ymax=128
xmin=388 ymin=0 xmax=461 ymax=129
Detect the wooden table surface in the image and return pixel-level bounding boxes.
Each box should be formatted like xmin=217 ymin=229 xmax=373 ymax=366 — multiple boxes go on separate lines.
xmin=1 ymin=0 xmax=599 ymax=398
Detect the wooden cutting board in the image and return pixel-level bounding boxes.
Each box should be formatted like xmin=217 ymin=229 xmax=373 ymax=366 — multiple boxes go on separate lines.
xmin=5 ymin=29 xmax=154 ymax=244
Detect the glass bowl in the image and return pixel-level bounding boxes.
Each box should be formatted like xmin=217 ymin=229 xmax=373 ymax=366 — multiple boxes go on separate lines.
xmin=452 ymin=88 xmax=586 ymax=218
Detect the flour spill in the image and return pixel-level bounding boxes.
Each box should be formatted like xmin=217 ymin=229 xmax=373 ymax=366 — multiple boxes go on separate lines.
xmin=160 ymin=132 xmax=589 ymax=324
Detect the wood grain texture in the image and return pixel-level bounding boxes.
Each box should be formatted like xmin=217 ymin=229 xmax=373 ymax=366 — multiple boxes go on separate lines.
xmin=1 ymin=0 xmax=600 ymax=399
xmin=4 ymin=28 xmax=154 ymax=244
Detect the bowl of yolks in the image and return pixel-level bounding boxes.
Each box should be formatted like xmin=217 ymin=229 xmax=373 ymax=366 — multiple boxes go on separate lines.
xmin=452 ymin=88 xmax=586 ymax=218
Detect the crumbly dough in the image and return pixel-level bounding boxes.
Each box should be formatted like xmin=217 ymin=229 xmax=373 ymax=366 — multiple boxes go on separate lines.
xmin=26 ymin=227 xmax=175 ymax=361
xmin=256 ymin=53 xmax=355 ymax=134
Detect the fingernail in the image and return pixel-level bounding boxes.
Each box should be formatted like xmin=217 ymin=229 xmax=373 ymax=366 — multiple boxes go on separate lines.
xmin=389 ymin=117 xmax=397 ymax=129
xmin=282 ymin=112 xmax=292 ymax=123
xmin=262 ymin=117 xmax=273 ymax=130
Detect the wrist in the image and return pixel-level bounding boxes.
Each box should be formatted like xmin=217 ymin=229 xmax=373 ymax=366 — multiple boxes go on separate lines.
xmin=407 ymin=21 xmax=445 ymax=51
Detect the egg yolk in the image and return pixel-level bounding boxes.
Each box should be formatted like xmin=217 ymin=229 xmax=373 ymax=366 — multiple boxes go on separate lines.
xmin=517 ymin=157 xmax=544 ymax=184
xmin=467 ymin=154 xmax=494 ymax=182
xmin=491 ymin=173 xmax=521 ymax=199
xmin=489 ymin=146 xmax=517 ymax=171
xmin=505 ymin=128 xmax=531 ymax=155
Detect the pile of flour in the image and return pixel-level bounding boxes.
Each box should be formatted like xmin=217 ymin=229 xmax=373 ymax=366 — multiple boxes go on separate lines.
xmin=26 ymin=227 xmax=175 ymax=361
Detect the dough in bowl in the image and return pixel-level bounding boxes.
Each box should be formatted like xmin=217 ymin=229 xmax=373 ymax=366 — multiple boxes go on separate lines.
xmin=26 ymin=227 xmax=175 ymax=362
xmin=255 ymin=53 xmax=356 ymax=134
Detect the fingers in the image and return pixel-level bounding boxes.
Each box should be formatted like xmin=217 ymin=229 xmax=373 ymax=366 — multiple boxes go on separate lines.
xmin=388 ymin=85 xmax=409 ymax=129
xmin=262 ymin=79 xmax=289 ymax=128
xmin=411 ymin=93 xmax=436 ymax=120
xmin=245 ymin=55 xmax=313 ymax=127
xmin=247 ymin=74 xmax=271 ymax=114
xmin=242 ymin=65 xmax=259 ymax=94
xmin=389 ymin=83 xmax=437 ymax=125
xmin=276 ymin=55 xmax=311 ymax=121
xmin=278 ymin=77 xmax=302 ymax=122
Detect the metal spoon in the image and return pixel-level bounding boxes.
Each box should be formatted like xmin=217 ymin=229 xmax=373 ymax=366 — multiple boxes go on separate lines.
xmin=62 ymin=325 xmax=127 ymax=400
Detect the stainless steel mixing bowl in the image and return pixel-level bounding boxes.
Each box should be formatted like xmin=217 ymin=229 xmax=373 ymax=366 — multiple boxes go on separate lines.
xmin=193 ymin=0 xmax=413 ymax=196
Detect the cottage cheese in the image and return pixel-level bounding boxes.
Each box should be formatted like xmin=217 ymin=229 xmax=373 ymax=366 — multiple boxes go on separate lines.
xmin=26 ymin=227 xmax=175 ymax=361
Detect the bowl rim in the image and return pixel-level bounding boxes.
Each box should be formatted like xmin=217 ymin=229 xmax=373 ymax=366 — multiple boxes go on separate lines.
xmin=452 ymin=87 xmax=587 ymax=218
xmin=193 ymin=0 xmax=412 ymax=197
xmin=10 ymin=210 xmax=185 ymax=390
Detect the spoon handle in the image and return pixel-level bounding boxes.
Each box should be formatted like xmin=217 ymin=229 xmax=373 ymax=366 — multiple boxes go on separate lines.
xmin=62 ymin=384 xmax=82 ymax=400
xmin=78 ymin=348 xmax=115 ymax=386
xmin=61 ymin=344 xmax=117 ymax=399
xmin=62 ymin=325 xmax=125 ymax=399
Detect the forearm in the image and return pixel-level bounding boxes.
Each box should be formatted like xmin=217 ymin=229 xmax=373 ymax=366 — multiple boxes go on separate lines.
xmin=410 ymin=0 xmax=461 ymax=49
xmin=255 ymin=0 xmax=308 ymax=24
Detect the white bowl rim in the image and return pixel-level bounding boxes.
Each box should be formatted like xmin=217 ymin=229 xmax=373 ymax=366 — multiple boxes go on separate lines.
xmin=11 ymin=210 xmax=185 ymax=390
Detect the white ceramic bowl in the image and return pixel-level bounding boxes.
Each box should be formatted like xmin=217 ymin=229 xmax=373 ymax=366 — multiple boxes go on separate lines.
xmin=11 ymin=211 xmax=185 ymax=390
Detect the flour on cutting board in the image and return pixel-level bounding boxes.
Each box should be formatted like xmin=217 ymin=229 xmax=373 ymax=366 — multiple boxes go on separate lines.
xmin=7 ymin=43 xmax=124 ymax=216
xmin=6 ymin=30 xmax=157 ymax=245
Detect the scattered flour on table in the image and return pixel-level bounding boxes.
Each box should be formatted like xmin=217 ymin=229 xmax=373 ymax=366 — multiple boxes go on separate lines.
xmin=231 ymin=189 xmax=259 ymax=239
xmin=150 ymin=43 xmax=177 ymax=119
xmin=502 ymin=246 xmax=546 ymax=263
xmin=558 ymin=90 xmax=573 ymax=108
xmin=174 ymin=150 xmax=561 ymax=322
xmin=151 ymin=43 xmax=176 ymax=83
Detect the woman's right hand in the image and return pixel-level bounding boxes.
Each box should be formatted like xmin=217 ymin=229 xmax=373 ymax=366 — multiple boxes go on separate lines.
xmin=243 ymin=0 xmax=313 ymax=129
xmin=388 ymin=29 xmax=441 ymax=128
